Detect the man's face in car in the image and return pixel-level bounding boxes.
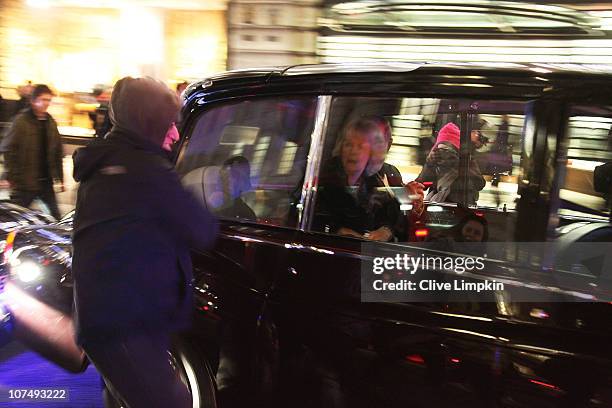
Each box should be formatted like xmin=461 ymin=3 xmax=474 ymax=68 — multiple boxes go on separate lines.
xmin=341 ymin=131 xmax=371 ymax=180
xmin=470 ymin=130 xmax=485 ymax=149
xmin=367 ymin=129 xmax=390 ymax=175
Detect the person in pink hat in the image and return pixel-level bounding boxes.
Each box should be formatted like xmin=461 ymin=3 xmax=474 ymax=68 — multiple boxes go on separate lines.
xmin=417 ymin=122 xmax=485 ymax=205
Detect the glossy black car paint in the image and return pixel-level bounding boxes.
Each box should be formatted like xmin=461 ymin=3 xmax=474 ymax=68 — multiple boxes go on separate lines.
xmin=0 ymin=201 xmax=56 ymax=348
xmin=180 ymin=63 xmax=612 ymax=407
xmin=5 ymin=63 xmax=612 ymax=407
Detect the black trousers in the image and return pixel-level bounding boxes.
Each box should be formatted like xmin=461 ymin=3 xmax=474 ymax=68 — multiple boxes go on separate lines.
xmin=11 ymin=180 xmax=61 ymax=220
xmin=83 ymin=332 xmax=191 ymax=408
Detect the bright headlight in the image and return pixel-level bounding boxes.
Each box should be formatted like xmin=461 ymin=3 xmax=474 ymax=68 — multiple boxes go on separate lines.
xmin=13 ymin=261 xmax=42 ymax=283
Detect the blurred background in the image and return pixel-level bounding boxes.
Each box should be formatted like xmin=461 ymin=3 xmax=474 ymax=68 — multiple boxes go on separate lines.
xmin=2 ymin=0 xmax=612 ymax=137
xmin=0 ymin=0 xmax=612 ymax=215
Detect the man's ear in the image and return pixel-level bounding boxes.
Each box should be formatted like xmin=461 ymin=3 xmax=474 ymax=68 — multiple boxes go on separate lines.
xmin=387 ymin=137 xmax=393 ymax=152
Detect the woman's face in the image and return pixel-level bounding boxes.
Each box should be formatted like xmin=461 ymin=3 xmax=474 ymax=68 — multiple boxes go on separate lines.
xmin=341 ymin=130 xmax=371 ymax=179
xmin=461 ymin=220 xmax=485 ymax=242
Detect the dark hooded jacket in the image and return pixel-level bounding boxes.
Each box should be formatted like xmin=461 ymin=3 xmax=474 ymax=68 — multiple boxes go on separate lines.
xmin=71 ymin=77 xmax=218 ymax=344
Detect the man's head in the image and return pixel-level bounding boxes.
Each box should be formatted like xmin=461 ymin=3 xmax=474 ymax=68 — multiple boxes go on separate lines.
xmin=30 ymin=84 xmax=54 ymax=118
xmin=470 ymin=118 xmax=489 ymax=149
xmin=109 ymin=77 xmax=180 ymax=147
xmin=361 ymin=116 xmax=393 ymax=176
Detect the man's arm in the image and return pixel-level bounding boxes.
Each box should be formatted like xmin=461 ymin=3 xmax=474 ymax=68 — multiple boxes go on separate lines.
xmin=155 ymin=167 xmax=219 ymax=251
xmin=3 ymin=118 xmax=23 ymax=185
xmin=52 ymin=121 xmax=64 ymax=186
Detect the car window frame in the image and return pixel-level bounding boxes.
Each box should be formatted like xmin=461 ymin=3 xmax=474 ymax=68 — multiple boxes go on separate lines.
xmin=175 ymin=93 xmax=325 ymax=232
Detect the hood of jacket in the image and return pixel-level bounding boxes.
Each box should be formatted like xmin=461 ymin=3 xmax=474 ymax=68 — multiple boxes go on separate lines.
xmin=109 ymin=76 xmax=180 ymax=147
xmin=72 ymin=130 xmax=171 ymax=183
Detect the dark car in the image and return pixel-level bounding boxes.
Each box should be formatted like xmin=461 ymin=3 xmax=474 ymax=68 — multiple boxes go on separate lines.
xmin=0 ymin=201 xmax=56 ymax=348
xmin=5 ymin=62 xmax=612 ymax=407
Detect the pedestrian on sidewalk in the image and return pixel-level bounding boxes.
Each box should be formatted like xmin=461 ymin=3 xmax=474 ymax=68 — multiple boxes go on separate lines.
xmin=3 ymin=84 xmax=64 ymax=219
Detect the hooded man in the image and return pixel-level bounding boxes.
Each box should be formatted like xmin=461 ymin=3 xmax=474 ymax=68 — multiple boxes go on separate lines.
xmin=72 ymin=77 xmax=218 ymax=408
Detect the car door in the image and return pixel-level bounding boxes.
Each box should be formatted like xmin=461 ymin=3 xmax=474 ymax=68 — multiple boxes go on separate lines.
xmin=272 ymin=92 xmax=612 ymax=408
xmin=176 ymin=94 xmax=320 ymax=401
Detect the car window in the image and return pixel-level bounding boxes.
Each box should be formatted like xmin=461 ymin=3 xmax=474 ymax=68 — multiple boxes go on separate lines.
xmin=175 ymin=97 xmax=317 ymax=228
xmin=558 ymin=105 xmax=612 ymax=222
xmin=309 ymin=96 xmax=526 ymax=244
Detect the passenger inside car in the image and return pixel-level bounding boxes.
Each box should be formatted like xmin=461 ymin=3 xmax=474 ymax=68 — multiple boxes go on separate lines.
xmin=426 ymin=210 xmax=489 ymax=256
xmin=216 ymin=156 xmax=256 ymax=220
xmin=417 ymin=122 xmax=486 ymax=206
xmin=314 ymin=117 xmax=401 ymax=241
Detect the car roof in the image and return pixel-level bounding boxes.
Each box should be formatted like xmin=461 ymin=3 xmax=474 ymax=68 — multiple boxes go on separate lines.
xmin=183 ymin=61 xmax=612 ymax=108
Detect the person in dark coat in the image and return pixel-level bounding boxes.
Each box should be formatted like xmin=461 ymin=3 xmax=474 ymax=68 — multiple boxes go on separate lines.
xmin=313 ymin=118 xmax=396 ymax=241
xmin=417 ymin=122 xmax=485 ymax=206
xmin=3 ymin=84 xmax=64 ymax=219
xmin=72 ymin=76 xmax=218 ymax=408
xmin=362 ymin=115 xmax=425 ymax=238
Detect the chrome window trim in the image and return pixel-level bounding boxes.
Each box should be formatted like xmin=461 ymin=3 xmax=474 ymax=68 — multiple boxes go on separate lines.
xmin=299 ymin=95 xmax=332 ymax=232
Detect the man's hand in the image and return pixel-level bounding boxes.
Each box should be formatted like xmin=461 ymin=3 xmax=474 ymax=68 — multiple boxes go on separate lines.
xmin=337 ymin=227 xmax=363 ymax=238
xmin=405 ymin=181 xmax=425 ymax=215
xmin=365 ymin=226 xmax=393 ymax=242
xmin=0 ymin=180 xmax=10 ymax=190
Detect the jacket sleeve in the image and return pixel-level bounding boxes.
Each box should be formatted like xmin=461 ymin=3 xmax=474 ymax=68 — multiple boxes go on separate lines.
xmin=155 ymin=166 xmax=219 ymax=251
xmin=52 ymin=121 xmax=64 ymax=183
xmin=469 ymin=158 xmax=486 ymax=191
xmin=3 ymin=118 xmax=23 ymax=183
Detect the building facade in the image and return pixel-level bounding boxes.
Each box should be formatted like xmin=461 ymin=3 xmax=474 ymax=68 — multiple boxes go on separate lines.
xmin=227 ymin=0 xmax=321 ymax=69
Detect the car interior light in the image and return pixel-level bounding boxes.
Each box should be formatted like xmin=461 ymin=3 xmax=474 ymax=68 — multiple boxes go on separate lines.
xmin=415 ymin=229 xmax=429 ymax=238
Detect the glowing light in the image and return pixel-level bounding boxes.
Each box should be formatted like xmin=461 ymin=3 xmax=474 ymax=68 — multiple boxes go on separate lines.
xmin=13 ymin=261 xmax=42 ymax=283
xmin=119 ymin=6 xmax=164 ymax=77
xmin=415 ymin=229 xmax=429 ymax=238
xmin=530 ymin=380 xmax=561 ymax=391
xmin=405 ymin=354 xmax=425 ymax=365
xmin=27 ymin=0 xmax=51 ymax=8
xmin=530 ymin=67 xmax=552 ymax=74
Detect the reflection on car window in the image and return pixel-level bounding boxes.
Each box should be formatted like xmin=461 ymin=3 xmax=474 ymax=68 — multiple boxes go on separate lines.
xmin=559 ymin=106 xmax=612 ymax=220
xmin=176 ymin=97 xmax=317 ymax=228
xmin=310 ymin=97 xmax=527 ymax=244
